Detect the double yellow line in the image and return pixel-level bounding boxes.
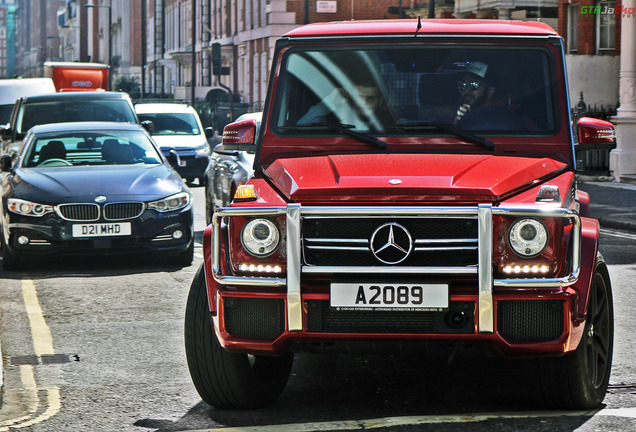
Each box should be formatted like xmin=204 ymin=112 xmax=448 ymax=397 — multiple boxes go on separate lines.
xmin=0 ymin=280 xmax=61 ymax=430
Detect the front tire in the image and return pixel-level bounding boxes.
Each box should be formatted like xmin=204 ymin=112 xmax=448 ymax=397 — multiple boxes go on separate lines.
xmin=535 ymin=253 xmax=613 ymax=409
xmin=184 ymin=264 xmax=293 ymax=409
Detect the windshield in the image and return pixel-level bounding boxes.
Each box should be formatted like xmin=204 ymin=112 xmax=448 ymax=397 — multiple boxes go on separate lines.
xmin=22 ymin=130 xmax=163 ymax=168
xmin=17 ymin=99 xmax=138 ymax=134
xmin=273 ymin=45 xmax=558 ymax=136
xmin=136 ymin=112 xmax=201 ymax=136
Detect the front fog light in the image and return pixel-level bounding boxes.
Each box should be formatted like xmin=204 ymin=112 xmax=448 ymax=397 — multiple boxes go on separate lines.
xmin=241 ymin=218 xmax=280 ymax=257
xmin=17 ymin=236 xmax=29 ymax=245
xmin=172 ymin=229 xmax=184 ymax=240
xmin=508 ymin=218 xmax=548 ymax=257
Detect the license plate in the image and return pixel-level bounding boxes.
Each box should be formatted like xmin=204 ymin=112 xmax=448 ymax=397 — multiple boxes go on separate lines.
xmin=72 ymin=222 xmax=131 ymax=237
xmin=330 ymin=283 xmax=449 ymax=311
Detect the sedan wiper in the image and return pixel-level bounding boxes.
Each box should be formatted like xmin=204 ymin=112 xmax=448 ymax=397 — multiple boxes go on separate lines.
xmin=391 ymin=121 xmax=494 ymax=150
xmin=282 ymin=122 xmax=387 ymax=149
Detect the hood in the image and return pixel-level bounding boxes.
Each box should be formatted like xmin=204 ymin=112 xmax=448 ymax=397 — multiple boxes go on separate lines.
xmin=263 ymin=153 xmax=568 ymax=203
xmin=152 ymin=134 xmax=207 ymax=150
xmin=12 ymin=164 xmax=186 ymax=203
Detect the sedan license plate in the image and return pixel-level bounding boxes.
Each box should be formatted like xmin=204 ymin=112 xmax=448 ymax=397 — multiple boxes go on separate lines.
xmin=330 ymin=283 xmax=449 ymax=311
xmin=72 ymin=222 xmax=131 ymax=237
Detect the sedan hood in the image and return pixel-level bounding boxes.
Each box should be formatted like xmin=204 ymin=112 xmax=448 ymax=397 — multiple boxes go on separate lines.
xmin=152 ymin=135 xmax=207 ymax=149
xmin=12 ymin=164 xmax=186 ymax=203
xmin=263 ymin=153 xmax=568 ymax=203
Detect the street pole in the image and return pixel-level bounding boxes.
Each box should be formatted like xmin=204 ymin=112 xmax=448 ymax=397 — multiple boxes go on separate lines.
xmin=191 ymin=0 xmax=196 ymax=105
xmin=85 ymin=1 xmax=112 ymax=90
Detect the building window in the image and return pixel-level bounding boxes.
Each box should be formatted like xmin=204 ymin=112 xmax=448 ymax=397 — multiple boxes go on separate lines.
xmin=567 ymin=4 xmax=578 ymax=53
xmin=596 ymin=0 xmax=616 ymax=54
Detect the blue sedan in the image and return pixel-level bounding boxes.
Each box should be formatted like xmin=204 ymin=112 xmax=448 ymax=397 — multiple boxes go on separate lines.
xmin=0 ymin=121 xmax=194 ymax=270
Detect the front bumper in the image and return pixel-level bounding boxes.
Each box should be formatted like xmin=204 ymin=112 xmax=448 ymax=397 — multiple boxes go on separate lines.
xmin=4 ymin=206 xmax=193 ymax=258
xmin=211 ymin=205 xmax=582 ymax=356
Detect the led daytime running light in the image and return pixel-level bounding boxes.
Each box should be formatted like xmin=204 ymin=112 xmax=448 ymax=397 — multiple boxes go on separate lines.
xmin=238 ymin=263 xmax=283 ymax=273
xmin=502 ymin=264 xmax=551 ymax=274
xmin=148 ymin=192 xmax=191 ymax=212
xmin=7 ymin=198 xmax=54 ymax=217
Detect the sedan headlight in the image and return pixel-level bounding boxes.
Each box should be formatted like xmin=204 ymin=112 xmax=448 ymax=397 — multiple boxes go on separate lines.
xmin=241 ymin=218 xmax=280 ymax=257
xmin=195 ymin=143 xmax=211 ymax=157
xmin=8 ymin=198 xmax=54 ymax=217
xmin=148 ymin=192 xmax=191 ymax=212
xmin=508 ymin=218 xmax=548 ymax=257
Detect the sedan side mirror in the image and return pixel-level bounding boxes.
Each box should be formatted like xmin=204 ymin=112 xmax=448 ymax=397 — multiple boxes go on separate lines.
xmin=141 ymin=120 xmax=155 ymax=134
xmin=575 ymin=117 xmax=617 ymax=152
xmin=222 ymin=119 xmax=257 ymax=152
xmin=0 ymin=154 xmax=14 ymax=172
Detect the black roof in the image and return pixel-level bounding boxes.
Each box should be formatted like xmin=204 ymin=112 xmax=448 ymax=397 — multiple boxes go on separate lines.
xmin=22 ymin=91 xmax=132 ymax=103
xmin=28 ymin=121 xmax=145 ymax=134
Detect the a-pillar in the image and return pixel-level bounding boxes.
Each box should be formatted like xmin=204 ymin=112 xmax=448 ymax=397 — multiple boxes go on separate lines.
xmin=611 ymin=0 xmax=636 ymax=182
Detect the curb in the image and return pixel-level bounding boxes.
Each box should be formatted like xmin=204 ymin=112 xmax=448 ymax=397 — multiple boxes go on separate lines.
xmin=597 ymin=218 xmax=636 ymax=233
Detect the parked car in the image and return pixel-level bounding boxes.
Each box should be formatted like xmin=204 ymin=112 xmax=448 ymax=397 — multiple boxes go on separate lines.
xmin=203 ymin=112 xmax=261 ymax=224
xmin=0 ymin=91 xmax=140 ymax=154
xmin=0 ymin=121 xmax=194 ymax=270
xmin=0 ymin=78 xmax=56 ymax=126
xmin=185 ymin=20 xmax=616 ymax=410
xmin=135 ymin=102 xmax=212 ymax=185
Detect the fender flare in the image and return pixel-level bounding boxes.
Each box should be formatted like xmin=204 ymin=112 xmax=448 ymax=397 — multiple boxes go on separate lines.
xmin=571 ymin=216 xmax=600 ymax=318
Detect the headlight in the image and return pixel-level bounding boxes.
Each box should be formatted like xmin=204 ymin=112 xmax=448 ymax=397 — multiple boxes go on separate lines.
xmin=8 ymin=198 xmax=54 ymax=217
xmin=508 ymin=218 xmax=548 ymax=257
xmin=241 ymin=218 xmax=280 ymax=257
xmin=195 ymin=143 xmax=211 ymax=157
xmin=148 ymin=192 xmax=191 ymax=212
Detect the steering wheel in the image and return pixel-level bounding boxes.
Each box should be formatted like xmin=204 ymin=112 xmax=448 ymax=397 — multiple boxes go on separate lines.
xmin=38 ymin=158 xmax=73 ymax=167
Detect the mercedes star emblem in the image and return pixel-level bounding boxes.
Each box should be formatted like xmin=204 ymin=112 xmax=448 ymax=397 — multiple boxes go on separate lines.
xmin=370 ymin=223 xmax=413 ymax=264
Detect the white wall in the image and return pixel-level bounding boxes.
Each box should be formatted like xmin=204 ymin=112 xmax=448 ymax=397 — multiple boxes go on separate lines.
xmin=566 ymin=55 xmax=620 ymax=108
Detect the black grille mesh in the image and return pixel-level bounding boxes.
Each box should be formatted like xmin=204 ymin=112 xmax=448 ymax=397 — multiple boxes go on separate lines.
xmin=303 ymin=218 xmax=478 ymax=267
xmin=306 ymin=300 xmax=474 ymax=334
xmin=104 ymin=202 xmax=144 ymax=220
xmin=57 ymin=204 xmax=99 ymax=221
xmin=498 ymin=300 xmax=564 ymax=341
xmin=223 ymin=297 xmax=285 ymax=339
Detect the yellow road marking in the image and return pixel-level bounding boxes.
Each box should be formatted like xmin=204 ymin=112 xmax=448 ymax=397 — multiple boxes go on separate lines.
xmin=21 ymin=280 xmax=54 ymax=356
xmin=0 ymin=280 xmax=61 ymax=429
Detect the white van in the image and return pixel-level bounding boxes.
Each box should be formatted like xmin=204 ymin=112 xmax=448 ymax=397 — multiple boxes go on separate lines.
xmin=0 ymin=78 xmax=56 ymax=126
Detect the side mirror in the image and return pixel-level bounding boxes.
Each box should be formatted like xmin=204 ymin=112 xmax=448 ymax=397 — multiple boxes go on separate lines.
xmin=222 ymin=119 xmax=258 ymax=152
xmin=204 ymin=127 xmax=215 ymax=138
xmin=0 ymin=125 xmax=12 ymax=140
xmin=0 ymin=154 xmax=14 ymax=172
xmin=575 ymin=117 xmax=617 ymax=152
xmin=141 ymin=120 xmax=155 ymax=134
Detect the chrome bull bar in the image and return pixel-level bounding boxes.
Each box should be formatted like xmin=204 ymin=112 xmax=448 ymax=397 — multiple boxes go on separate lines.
xmin=212 ymin=205 xmax=581 ymax=334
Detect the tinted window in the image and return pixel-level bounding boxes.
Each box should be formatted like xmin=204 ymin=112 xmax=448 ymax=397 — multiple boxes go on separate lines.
xmin=274 ymin=45 xmax=558 ymax=136
xmin=137 ymin=113 xmax=201 ymax=135
xmin=17 ymin=99 xmax=137 ymax=134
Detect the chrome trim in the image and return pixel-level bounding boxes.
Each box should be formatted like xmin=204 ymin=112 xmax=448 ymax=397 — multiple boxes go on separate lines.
xmin=305 ymin=238 xmax=368 ymax=244
xmin=414 ymin=246 xmax=477 ymax=252
xmin=302 ymin=266 xmax=477 ymax=274
xmin=103 ymin=201 xmax=145 ymax=221
xmin=306 ymin=245 xmax=370 ymax=251
xmin=286 ymin=204 xmax=302 ymax=331
xmin=414 ymin=238 xmax=477 ymax=244
xmin=211 ymin=205 xmax=582 ymax=336
xmin=478 ymin=204 xmax=494 ymax=333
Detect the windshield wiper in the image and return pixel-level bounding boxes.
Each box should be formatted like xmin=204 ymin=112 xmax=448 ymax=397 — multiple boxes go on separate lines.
xmin=282 ymin=122 xmax=387 ymax=150
xmin=391 ymin=121 xmax=494 ymax=150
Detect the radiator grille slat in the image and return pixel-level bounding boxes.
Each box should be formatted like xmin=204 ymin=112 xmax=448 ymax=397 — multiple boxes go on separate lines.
xmin=57 ymin=204 xmax=99 ymax=221
xmin=303 ymin=218 xmax=478 ymax=267
xmin=104 ymin=202 xmax=144 ymax=220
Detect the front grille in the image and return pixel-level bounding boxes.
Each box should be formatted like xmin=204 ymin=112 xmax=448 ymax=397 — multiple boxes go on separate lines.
xmin=498 ymin=300 xmax=564 ymax=341
xmin=104 ymin=202 xmax=144 ymax=220
xmin=57 ymin=203 xmax=99 ymax=221
xmin=307 ymin=300 xmax=474 ymax=334
xmin=303 ymin=217 xmax=478 ymax=267
xmin=224 ymin=297 xmax=285 ymax=339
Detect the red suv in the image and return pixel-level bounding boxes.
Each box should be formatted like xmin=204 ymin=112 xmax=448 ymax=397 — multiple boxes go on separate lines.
xmin=185 ymin=19 xmax=616 ymax=410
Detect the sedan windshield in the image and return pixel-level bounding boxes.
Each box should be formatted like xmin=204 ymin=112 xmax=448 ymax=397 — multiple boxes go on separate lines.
xmin=273 ymin=44 xmax=558 ymax=137
xmin=22 ymin=130 xmax=163 ymax=167
xmin=136 ymin=113 xmax=201 ymax=136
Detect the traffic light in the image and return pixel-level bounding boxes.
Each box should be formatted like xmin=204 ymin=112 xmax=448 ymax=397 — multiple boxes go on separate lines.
xmin=212 ymin=43 xmax=221 ymax=75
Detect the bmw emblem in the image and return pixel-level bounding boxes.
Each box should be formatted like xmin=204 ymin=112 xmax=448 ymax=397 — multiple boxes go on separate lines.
xmin=95 ymin=196 xmax=107 ymax=203
xmin=389 ymin=179 xmax=402 ymax=185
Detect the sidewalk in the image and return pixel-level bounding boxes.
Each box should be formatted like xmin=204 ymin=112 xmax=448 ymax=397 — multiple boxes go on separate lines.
xmin=578 ymin=177 xmax=636 ymax=233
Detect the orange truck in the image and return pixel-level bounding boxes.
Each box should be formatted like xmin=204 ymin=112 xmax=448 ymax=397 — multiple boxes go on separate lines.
xmin=43 ymin=61 xmax=109 ymax=92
